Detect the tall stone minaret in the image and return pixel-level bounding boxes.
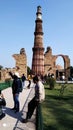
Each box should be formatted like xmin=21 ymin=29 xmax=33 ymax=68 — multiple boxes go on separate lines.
xmin=32 ymin=6 xmax=44 ymax=75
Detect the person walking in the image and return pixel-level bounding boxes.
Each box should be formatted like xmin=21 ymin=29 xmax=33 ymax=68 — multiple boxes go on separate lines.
xmin=9 ymin=72 xmax=22 ymax=113
xmin=27 ymin=74 xmax=31 ymax=89
xmin=21 ymin=74 xmax=26 ymax=88
xmin=21 ymin=75 xmax=45 ymax=123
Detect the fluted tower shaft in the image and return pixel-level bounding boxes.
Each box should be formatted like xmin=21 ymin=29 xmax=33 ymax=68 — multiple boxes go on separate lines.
xmin=32 ymin=6 xmax=44 ymax=75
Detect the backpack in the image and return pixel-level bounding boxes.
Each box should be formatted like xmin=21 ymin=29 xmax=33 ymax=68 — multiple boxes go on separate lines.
xmin=0 ymin=98 xmax=6 ymax=106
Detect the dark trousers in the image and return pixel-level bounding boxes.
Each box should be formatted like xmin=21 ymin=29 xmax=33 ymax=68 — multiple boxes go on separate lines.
xmin=13 ymin=94 xmax=19 ymax=111
xmin=26 ymin=96 xmax=38 ymax=119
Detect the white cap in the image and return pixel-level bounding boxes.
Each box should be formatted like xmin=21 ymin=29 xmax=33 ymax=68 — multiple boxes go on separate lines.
xmin=14 ymin=72 xmax=20 ymax=78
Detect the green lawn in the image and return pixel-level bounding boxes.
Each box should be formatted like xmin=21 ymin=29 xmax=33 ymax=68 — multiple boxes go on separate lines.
xmin=0 ymin=81 xmax=12 ymax=91
xmin=42 ymin=83 xmax=73 ymax=130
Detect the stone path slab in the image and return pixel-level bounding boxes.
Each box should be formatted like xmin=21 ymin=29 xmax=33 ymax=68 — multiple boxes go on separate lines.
xmin=0 ymin=81 xmax=36 ymax=130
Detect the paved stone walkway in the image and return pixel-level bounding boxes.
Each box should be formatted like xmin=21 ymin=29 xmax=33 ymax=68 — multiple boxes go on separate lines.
xmin=0 ymin=81 xmax=36 ymax=130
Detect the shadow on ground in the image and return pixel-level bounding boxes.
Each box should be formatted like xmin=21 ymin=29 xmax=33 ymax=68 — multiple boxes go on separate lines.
xmin=5 ymin=106 xmax=23 ymax=121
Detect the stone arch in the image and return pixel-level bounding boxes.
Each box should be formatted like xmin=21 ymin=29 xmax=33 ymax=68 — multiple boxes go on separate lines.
xmin=56 ymin=55 xmax=64 ymax=68
xmin=56 ymin=54 xmax=70 ymax=69
xmin=44 ymin=47 xmax=70 ymax=80
xmin=55 ymin=54 xmax=70 ymax=79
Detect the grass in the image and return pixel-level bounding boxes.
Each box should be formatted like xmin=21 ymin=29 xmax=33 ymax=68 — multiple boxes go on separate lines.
xmin=0 ymin=81 xmax=73 ymax=129
xmin=42 ymin=83 xmax=73 ymax=130
xmin=0 ymin=81 xmax=12 ymax=91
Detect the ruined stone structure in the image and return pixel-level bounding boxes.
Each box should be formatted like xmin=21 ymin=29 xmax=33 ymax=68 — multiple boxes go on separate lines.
xmin=0 ymin=6 xmax=70 ymax=81
xmin=13 ymin=48 xmax=27 ymax=77
xmin=0 ymin=68 xmax=16 ymax=81
xmin=32 ymin=6 xmax=44 ymax=75
xmin=44 ymin=47 xmax=70 ymax=79
xmin=0 ymin=48 xmax=27 ymax=81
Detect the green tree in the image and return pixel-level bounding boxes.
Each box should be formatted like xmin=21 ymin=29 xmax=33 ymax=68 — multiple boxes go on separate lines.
xmin=70 ymin=66 xmax=73 ymax=77
xmin=68 ymin=66 xmax=73 ymax=78
xmin=46 ymin=77 xmax=56 ymax=90
xmin=0 ymin=65 xmax=3 ymax=70
xmin=27 ymin=66 xmax=31 ymax=75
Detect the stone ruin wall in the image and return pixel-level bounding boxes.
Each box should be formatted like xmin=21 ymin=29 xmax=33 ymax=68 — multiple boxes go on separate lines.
xmin=0 ymin=68 xmax=16 ymax=81
xmin=13 ymin=48 xmax=27 ymax=78
xmin=44 ymin=47 xmax=57 ymax=77
xmin=0 ymin=48 xmax=27 ymax=82
xmin=44 ymin=46 xmax=70 ymax=79
xmin=0 ymin=46 xmax=70 ymax=81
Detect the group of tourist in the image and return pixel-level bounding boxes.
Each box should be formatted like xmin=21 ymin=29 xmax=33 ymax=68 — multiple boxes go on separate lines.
xmin=0 ymin=72 xmax=45 ymax=123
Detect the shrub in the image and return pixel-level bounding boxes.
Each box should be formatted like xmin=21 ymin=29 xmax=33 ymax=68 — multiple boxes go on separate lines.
xmin=46 ymin=77 xmax=56 ymax=90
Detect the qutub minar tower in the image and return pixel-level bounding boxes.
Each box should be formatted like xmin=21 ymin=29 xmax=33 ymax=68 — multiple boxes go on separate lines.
xmin=32 ymin=6 xmax=44 ymax=75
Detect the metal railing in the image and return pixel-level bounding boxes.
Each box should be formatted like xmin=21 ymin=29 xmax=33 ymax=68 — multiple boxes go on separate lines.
xmin=36 ymin=103 xmax=43 ymax=130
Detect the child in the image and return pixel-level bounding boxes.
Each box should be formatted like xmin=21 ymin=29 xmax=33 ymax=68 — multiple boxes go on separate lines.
xmin=0 ymin=90 xmax=6 ymax=120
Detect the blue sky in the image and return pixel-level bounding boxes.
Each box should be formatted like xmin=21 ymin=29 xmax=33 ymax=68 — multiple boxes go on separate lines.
xmin=0 ymin=0 xmax=73 ymax=68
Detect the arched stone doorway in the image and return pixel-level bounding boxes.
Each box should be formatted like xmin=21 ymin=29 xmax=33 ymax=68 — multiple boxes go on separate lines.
xmin=56 ymin=54 xmax=70 ymax=80
xmin=44 ymin=47 xmax=70 ymax=80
